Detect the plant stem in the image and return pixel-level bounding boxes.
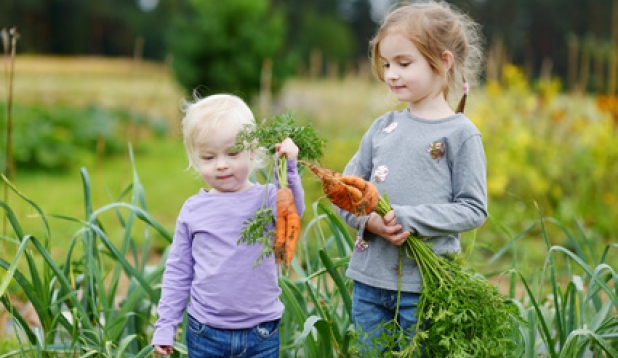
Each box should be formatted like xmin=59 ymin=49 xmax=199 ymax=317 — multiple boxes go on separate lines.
xmin=2 ymin=28 xmax=18 ymax=243
xmin=277 ymin=155 xmax=288 ymax=188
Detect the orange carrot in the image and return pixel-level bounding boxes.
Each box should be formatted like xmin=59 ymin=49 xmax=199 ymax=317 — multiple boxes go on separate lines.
xmin=283 ymin=194 xmax=301 ymax=268
xmin=274 ymin=188 xmax=289 ymax=264
xmin=302 ymin=161 xmax=379 ymax=216
xmin=340 ymin=175 xmax=379 ymax=215
xmin=274 ymin=187 xmax=301 ymax=268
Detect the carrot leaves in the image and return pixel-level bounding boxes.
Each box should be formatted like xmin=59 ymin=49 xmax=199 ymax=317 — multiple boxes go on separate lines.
xmin=374 ymin=196 xmax=522 ymax=357
xmin=234 ymin=110 xmax=326 ymax=163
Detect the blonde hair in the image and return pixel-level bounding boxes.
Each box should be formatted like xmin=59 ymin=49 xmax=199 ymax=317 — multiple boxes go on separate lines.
xmin=181 ymin=93 xmax=266 ymax=172
xmin=369 ymin=1 xmax=484 ymax=113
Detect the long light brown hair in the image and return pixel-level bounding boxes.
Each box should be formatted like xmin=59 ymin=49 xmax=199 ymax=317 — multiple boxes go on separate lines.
xmin=370 ymin=1 xmax=484 ymax=113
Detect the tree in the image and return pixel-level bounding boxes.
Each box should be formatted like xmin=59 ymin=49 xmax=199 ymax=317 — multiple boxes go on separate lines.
xmin=167 ymin=0 xmax=287 ymax=102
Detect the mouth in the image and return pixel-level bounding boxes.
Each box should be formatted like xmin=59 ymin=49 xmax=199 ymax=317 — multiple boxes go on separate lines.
xmin=217 ymin=174 xmax=234 ymax=180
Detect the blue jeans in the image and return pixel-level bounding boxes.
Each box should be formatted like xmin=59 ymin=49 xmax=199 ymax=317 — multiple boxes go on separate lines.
xmin=352 ymin=280 xmax=421 ymax=356
xmin=186 ymin=314 xmax=280 ymax=358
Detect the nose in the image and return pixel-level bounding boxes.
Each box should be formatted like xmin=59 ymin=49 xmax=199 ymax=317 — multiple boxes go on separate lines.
xmin=384 ymin=66 xmax=398 ymax=81
xmin=215 ymin=156 xmax=228 ymax=169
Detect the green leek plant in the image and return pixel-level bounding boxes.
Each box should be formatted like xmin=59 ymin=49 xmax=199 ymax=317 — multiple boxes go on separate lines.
xmin=278 ymin=201 xmax=357 ymax=357
xmin=0 ymin=147 xmax=184 ymax=357
xmin=490 ymin=208 xmax=618 ymax=358
xmin=2 ymin=151 xmax=616 ymax=357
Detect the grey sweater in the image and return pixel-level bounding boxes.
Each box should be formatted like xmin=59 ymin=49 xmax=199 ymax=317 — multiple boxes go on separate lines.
xmin=339 ymin=109 xmax=487 ymax=292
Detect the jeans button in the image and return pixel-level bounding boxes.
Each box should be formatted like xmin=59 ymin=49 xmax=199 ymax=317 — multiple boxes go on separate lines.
xmin=257 ymin=327 xmax=269 ymax=337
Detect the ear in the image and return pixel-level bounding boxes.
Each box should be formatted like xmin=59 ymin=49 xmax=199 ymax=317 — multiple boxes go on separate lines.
xmin=441 ymin=50 xmax=454 ymax=71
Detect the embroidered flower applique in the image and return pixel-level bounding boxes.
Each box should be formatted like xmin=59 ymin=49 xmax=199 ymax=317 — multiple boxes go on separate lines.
xmin=374 ymin=165 xmax=389 ymax=183
xmin=355 ymin=236 xmax=369 ymax=252
xmin=427 ymin=142 xmax=446 ymax=162
xmin=383 ymin=122 xmax=398 ymax=133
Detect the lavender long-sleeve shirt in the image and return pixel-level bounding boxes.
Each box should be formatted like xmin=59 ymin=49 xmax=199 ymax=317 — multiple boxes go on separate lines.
xmin=152 ymin=160 xmax=304 ymax=346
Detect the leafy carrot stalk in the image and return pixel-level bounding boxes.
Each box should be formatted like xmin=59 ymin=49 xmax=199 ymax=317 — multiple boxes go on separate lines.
xmin=373 ymin=196 xmax=521 ymax=358
xmin=235 ymin=111 xmax=326 ymax=267
xmin=301 ymin=161 xmax=379 ymax=216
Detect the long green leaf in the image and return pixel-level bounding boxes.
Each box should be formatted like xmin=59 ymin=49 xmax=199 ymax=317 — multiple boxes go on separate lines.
xmin=298 ymin=315 xmax=333 ymax=358
xmin=0 ymin=234 xmax=29 ymax=297
xmin=318 ymin=248 xmax=352 ymax=318
xmin=559 ymin=328 xmax=618 ymax=358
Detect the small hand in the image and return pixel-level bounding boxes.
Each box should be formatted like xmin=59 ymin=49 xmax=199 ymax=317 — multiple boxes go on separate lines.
xmin=154 ymin=345 xmax=173 ymax=356
xmin=275 ymin=137 xmax=299 ymax=160
xmin=366 ymin=211 xmax=410 ymax=246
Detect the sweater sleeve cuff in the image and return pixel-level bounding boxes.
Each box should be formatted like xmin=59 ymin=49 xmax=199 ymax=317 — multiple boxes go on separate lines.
xmin=356 ymin=212 xmax=375 ymax=239
xmin=151 ymin=325 xmax=176 ymax=347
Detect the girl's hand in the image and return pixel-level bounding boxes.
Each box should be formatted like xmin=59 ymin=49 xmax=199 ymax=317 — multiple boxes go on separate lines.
xmin=275 ymin=137 xmax=299 ymax=160
xmin=366 ymin=210 xmax=409 ymax=246
xmin=154 ymin=345 xmax=173 ymax=356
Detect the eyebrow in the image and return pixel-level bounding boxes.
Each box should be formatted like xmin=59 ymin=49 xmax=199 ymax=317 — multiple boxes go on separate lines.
xmin=381 ymin=54 xmax=413 ymax=62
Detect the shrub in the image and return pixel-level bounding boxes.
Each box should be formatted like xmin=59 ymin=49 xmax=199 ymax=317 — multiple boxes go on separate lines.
xmin=0 ymin=102 xmax=168 ymax=172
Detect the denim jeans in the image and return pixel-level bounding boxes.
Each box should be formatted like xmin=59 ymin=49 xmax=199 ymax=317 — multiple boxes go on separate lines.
xmin=352 ymin=280 xmax=421 ymax=356
xmin=186 ymin=314 xmax=280 ymax=358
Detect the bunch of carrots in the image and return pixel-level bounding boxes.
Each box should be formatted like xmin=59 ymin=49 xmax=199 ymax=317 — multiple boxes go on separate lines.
xmin=235 ymin=111 xmax=325 ymax=270
xmin=273 ymin=159 xmax=301 ymax=268
xmin=302 ymin=161 xmax=379 ymax=216
xmin=304 ymin=163 xmax=520 ymax=357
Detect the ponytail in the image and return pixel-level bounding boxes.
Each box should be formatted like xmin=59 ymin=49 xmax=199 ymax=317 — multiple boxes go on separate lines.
xmin=455 ymin=81 xmax=469 ymax=114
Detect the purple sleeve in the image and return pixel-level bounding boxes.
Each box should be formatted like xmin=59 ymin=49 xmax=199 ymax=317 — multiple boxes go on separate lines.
xmin=286 ymin=159 xmax=305 ymax=217
xmin=152 ymin=214 xmax=194 ymax=346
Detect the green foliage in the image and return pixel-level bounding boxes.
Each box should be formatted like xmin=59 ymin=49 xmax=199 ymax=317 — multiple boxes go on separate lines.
xmin=295 ymin=11 xmax=357 ymax=73
xmin=400 ymin=249 xmax=521 ymax=357
xmin=237 ymin=206 xmax=275 ymax=266
xmin=0 ymin=148 xmax=173 ymax=357
xmin=234 ymin=110 xmax=326 ymax=162
xmin=168 ymin=0 xmax=288 ymax=101
xmin=490 ymin=212 xmax=618 ymax=358
xmin=474 ymin=66 xmax=618 ymax=242
xmin=0 ymin=102 xmax=168 ymax=172
xmin=371 ymin=197 xmax=522 ymax=357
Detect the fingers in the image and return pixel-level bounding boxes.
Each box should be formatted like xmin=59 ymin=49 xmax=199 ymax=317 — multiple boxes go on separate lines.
xmin=154 ymin=345 xmax=173 ymax=355
xmin=383 ymin=210 xmax=396 ymax=226
xmin=384 ymin=230 xmax=410 ymax=246
xmin=365 ymin=211 xmax=412 ymax=246
xmin=276 ymin=137 xmax=299 ymax=159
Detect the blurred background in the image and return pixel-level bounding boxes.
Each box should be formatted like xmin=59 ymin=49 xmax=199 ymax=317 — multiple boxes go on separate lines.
xmin=1 ymin=0 xmax=617 ymax=277
xmin=1 ymin=0 xmax=618 ymax=356
xmin=2 ymin=0 xmax=616 ymax=239
xmin=2 ymin=0 xmax=617 ymax=93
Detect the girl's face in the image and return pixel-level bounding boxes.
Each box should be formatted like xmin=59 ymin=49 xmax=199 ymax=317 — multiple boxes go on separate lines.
xmin=194 ymin=124 xmax=253 ymax=193
xmin=379 ymin=31 xmax=442 ymax=107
